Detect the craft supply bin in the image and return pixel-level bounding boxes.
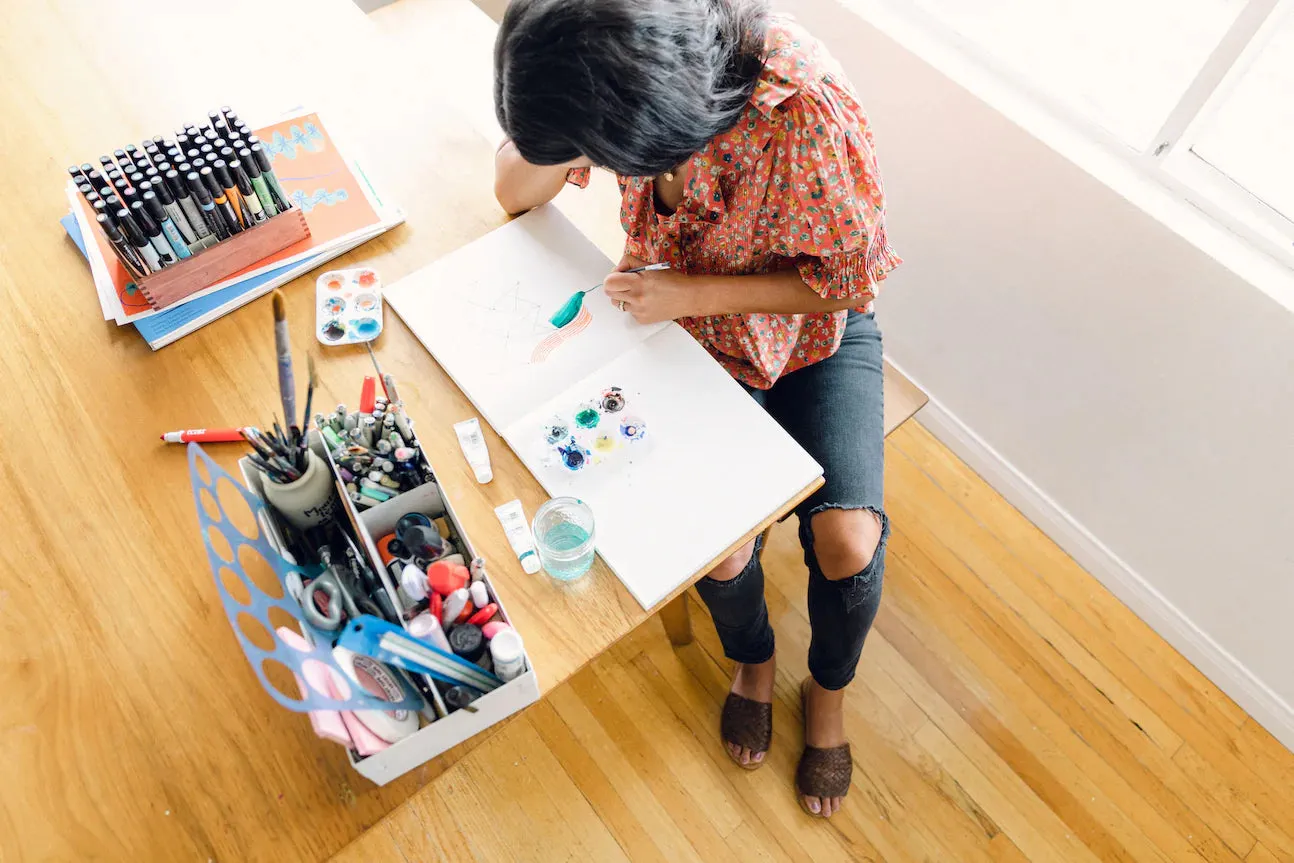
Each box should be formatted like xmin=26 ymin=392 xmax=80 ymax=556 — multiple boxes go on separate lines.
xmin=228 ymin=424 xmax=539 ymax=786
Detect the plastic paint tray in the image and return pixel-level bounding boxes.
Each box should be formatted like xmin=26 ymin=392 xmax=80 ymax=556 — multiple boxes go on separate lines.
xmin=316 ymin=267 xmax=384 ymax=345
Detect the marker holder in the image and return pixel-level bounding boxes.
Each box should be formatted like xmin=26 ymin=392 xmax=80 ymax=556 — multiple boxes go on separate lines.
xmin=195 ymin=416 xmax=539 ymax=786
xmin=138 ymin=207 xmax=311 ymax=310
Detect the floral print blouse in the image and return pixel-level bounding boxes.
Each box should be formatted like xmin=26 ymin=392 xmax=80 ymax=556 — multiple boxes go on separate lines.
xmin=568 ymin=16 xmax=901 ymax=389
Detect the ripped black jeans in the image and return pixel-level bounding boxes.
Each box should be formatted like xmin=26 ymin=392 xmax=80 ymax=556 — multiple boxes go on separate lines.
xmin=695 ymin=311 xmax=888 ymax=691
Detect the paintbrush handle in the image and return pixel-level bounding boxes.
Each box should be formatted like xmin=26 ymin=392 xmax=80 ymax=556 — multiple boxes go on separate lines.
xmin=586 ymin=263 xmax=671 ymax=294
xmin=274 ymin=319 xmax=296 ymax=423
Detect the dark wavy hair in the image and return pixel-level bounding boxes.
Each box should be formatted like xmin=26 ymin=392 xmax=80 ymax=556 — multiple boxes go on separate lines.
xmin=495 ymin=0 xmax=769 ymax=176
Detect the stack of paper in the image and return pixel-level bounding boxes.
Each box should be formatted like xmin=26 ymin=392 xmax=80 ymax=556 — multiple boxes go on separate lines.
xmin=63 ymin=110 xmax=403 ymax=349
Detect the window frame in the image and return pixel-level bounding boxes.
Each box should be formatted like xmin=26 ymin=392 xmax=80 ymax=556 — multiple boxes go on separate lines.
xmin=847 ymin=0 xmax=1294 ymax=278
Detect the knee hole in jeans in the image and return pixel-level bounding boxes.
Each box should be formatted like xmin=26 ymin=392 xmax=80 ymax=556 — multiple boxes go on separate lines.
xmin=810 ymin=508 xmax=883 ymax=582
xmin=705 ymin=538 xmax=757 ymax=583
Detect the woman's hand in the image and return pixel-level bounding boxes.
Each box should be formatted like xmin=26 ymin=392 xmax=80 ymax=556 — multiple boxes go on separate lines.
xmin=604 ymin=255 xmax=708 ymax=324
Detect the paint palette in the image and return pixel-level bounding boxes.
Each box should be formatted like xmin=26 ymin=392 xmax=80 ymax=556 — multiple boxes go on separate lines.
xmin=316 ymin=267 xmax=384 ymax=345
xmin=540 ymin=386 xmax=649 ymax=473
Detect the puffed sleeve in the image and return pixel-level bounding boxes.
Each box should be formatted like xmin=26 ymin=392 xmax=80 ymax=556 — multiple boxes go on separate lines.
xmin=565 ymin=167 xmax=591 ymax=188
xmin=767 ymin=86 xmax=902 ymax=303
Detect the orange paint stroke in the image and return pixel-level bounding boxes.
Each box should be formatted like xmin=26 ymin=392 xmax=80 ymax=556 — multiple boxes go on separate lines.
xmin=530 ymin=305 xmax=592 ymax=363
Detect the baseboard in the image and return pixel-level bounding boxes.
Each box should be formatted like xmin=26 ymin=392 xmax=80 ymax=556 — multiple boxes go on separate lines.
xmin=889 ymin=360 xmax=1294 ymax=753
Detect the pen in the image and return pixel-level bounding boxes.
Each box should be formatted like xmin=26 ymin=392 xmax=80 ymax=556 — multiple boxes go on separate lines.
xmin=211 ymin=159 xmax=247 ymax=228
xmin=143 ymin=191 xmax=192 ymax=260
xmin=238 ymin=148 xmax=277 ymax=216
xmin=160 ymin=427 xmax=250 ymax=443
xmin=168 ymin=169 xmax=212 ymax=247
xmin=249 ymin=143 xmax=290 ymax=212
xmin=200 ymin=166 xmax=242 ymax=234
xmin=96 ymin=213 xmax=147 ymax=280
xmin=130 ymin=200 xmax=177 ymax=267
xmin=116 ymin=208 xmax=162 ymax=273
xmin=229 ymin=159 xmax=266 ymax=225
xmin=148 ymin=172 xmax=198 ymax=247
xmin=185 ymin=171 xmax=229 ymax=241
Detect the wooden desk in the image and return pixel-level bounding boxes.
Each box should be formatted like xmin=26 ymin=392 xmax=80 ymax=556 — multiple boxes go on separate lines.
xmin=0 ymin=3 xmax=918 ymax=862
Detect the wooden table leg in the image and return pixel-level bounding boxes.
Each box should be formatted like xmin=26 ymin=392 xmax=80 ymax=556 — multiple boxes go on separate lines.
xmin=659 ymin=592 xmax=693 ymax=646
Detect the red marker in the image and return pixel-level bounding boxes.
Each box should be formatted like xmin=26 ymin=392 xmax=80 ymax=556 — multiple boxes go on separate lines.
xmin=359 ymin=375 xmax=377 ymax=414
xmin=160 ymin=427 xmax=248 ymax=443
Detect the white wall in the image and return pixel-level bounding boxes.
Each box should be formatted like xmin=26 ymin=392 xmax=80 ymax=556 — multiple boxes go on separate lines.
xmin=782 ymin=0 xmax=1294 ymax=747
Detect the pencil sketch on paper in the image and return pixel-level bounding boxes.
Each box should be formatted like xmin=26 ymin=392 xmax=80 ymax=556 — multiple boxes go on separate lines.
xmin=462 ymin=282 xmax=594 ymax=366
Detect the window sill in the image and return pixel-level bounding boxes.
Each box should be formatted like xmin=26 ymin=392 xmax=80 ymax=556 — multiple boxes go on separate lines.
xmin=842 ymin=0 xmax=1294 ymax=315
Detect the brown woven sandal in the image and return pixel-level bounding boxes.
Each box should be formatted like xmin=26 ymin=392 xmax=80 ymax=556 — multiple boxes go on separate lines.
xmin=720 ymin=692 xmax=772 ymax=770
xmin=796 ymin=678 xmax=852 ymax=816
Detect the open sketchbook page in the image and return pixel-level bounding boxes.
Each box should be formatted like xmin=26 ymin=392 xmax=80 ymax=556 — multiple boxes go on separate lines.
xmin=502 ymin=325 xmax=823 ymax=609
xmin=384 ymin=206 xmax=668 ymax=430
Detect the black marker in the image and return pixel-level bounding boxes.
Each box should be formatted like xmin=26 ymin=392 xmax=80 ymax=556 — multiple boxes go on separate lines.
xmin=98 ymin=185 xmax=123 ymax=211
xmin=186 ymin=171 xmax=229 ymax=240
xmin=97 ymin=213 xmax=147 ymax=280
xmin=76 ymin=183 xmax=97 ymax=204
xmin=131 ymin=200 xmax=176 ymax=267
xmin=207 ymin=110 xmax=222 ymax=132
xmin=238 ymin=147 xmax=278 ymax=216
xmin=116 ymin=207 xmax=162 ymax=273
xmin=249 ymin=143 xmax=290 ymax=211
xmin=211 ymin=159 xmax=249 ymax=228
xmin=85 ymin=169 xmax=105 ymax=189
xmin=229 ymin=159 xmax=266 ymax=225
xmin=112 ymin=177 xmax=130 ymax=198
xmin=167 ymin=169 xmax=210 ymax=247
xmin=92 ymin=198 xmax=115 ymax=227
xmin=200 ymin=166 xmax=242 ymax=234
xmin=143 ymin=191 xmax=191 ymax=260
xmin=149 ymin=172 xmax=199 ymax=247
xmin=121 ymin=186 xmax=139 ymax=211
xmin=67 ymin=165 xmax=86 ymax=184
xmin=129 ymin=171 xmax=146 ymax=189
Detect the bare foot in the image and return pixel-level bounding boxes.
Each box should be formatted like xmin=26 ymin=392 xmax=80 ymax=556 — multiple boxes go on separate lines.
xmin=725 ymin=656 xmax=776 ymax=766
xmin=801 ymin=680 xmax=848 ymax=817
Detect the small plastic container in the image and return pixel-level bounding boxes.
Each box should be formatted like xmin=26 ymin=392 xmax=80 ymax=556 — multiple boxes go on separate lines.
xmin=531 ymin=497 xmax=596 ymax=580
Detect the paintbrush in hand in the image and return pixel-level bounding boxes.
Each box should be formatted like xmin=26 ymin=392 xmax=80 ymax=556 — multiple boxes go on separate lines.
xmin=271 ymin=290 xmax=297 ymax=440
xmin=548 ymin=262 xmax=671 ymax=328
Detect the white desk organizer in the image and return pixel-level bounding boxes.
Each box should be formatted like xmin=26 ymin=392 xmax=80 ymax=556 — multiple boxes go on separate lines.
xmin=196 ymin=418 xmax=539 ymax=787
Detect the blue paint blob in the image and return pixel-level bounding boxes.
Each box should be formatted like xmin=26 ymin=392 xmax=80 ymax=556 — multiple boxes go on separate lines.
xmin=557 ymin=437 xmax=590 ymax=471
xmin=352 ymin=317 xmax=381 ymax=338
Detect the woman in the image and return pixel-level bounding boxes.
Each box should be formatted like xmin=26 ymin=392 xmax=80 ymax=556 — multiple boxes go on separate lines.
xmin=494 ymin=0 xmax=899 ymax=818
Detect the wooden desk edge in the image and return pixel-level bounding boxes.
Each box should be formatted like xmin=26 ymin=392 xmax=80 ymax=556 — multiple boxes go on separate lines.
xmin=652 ymin=474 xmax=825 ymax=646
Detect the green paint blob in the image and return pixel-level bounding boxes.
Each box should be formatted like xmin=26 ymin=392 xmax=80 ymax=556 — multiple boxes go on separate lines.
xmin=574 ymin=408 xmax=600 ymax=429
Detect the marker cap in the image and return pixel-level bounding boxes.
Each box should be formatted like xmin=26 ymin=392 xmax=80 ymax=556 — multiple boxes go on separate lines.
xmin=129 ymin=172 xmax=145 ymax=186
xmin=113 ymin=148 xmax=127 ymax=160
xmin=77 ymin=182 xmax=94 ymax=198
xmin=96 ymin=212 xmax=123 ymax=241
xmin=250 ymin=143 xmax=273 ymax=174
xmin=191 ymin=157 xmax=206 ymax=171
xmin=230 ymin=160 xmax=254 ymax=195
xmin=116 ymin=208 xmax=145 ymax=246
xmin=211 ymin=159 xmax=233 ymax=189
xmin=142 ymin=191 xmax=167 ymax=223
xmin=121 ymin=187 xmax=139 ymax=209
xmin=186 ymin=171 xmax=212 ymax=204
xmin=238 ymin=148 xmax=260 ymax=178
xmin=92 ymin=199 xmax=114 ymax=224
xmin=131 ymin=200 xmax=160 ymax=235
xmin=199 ymin=166 xmax=223 ymax=198
xmin=152 ymin=174 xmax=175 ymax=204
xmin=124 ymin=144 xmax=138 ymax=156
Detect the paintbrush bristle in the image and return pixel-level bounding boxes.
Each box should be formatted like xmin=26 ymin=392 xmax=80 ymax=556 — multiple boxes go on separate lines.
xmin=272 ymin=289 xmax=286 ymax=321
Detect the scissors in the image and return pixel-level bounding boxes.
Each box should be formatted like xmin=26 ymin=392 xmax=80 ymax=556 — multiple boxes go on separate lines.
xmin=300 ymin=548 xmax=365 ymax=631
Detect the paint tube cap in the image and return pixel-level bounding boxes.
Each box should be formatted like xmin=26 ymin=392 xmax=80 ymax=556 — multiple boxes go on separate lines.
xmin=211 ymin=159 xmax=233 ymax=189
xmin=448 ymin=623 xmax=485 ymax=662
xmin=142 ymin=190 xmax=167 ymax=222
xmin=249 ymin=143 xmax=273 ymax=173
xmin=237 ymin=148 xmax=260 ymax=178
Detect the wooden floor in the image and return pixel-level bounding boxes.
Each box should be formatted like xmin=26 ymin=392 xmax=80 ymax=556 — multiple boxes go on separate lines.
xmin=332 ymin=421 xmax=1294 ymax=863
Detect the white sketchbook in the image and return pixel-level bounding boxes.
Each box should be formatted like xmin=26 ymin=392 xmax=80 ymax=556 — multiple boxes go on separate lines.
xmin=385 ymin=206 xmax=822 ymax=609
